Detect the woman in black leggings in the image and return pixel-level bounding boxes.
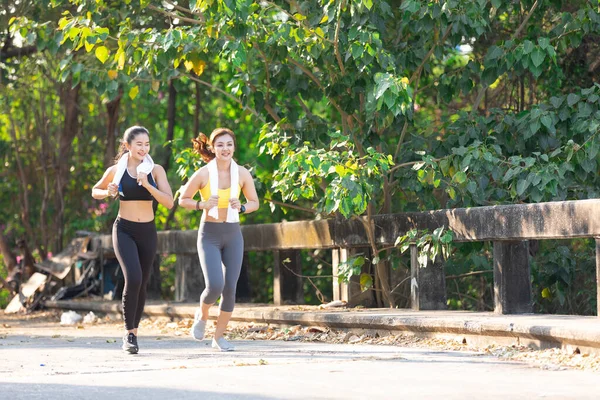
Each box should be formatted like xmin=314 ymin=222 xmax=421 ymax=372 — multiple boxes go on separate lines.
xmin=92 ymin=126 xmax=173 ymax=354
xmin=179 ymin=128 xmax=259 ymax=351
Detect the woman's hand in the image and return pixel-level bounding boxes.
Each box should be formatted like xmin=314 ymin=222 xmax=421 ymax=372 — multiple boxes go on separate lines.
xmin=229 ymin=198 xmax=241 ymax=210
xmin=107 ymin=183 xmax=119 ymax=197
xmin=205 ymin=195 xmax=219 ymax=209
xmin=137 ymin=172 xmax=149 ymax=188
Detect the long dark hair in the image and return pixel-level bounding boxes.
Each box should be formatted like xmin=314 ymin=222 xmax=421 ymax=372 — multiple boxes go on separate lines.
xmin=114 ymin=125 xmax=150 ymax=162
xmin=191 ymin=127 xmax=236 ymax=163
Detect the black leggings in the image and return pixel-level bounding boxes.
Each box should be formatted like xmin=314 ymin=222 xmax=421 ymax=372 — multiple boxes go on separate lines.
xmin=112 ymin=217 xmax=157 ymax=330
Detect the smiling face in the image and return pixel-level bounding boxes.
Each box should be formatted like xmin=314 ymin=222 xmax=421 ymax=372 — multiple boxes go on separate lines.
xmin=126 ymin=132 xmax=150 ymax=161
xmin=212 ymin=133 xmax=235 ymax=160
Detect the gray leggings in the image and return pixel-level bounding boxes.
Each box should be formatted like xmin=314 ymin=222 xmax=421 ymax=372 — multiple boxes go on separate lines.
xmin=197 ymin=222 xmax=244 ymax=312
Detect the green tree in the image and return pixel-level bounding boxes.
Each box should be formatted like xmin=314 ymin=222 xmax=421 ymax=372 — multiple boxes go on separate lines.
xmin=3 ymin=0 xmax=600 ymax=310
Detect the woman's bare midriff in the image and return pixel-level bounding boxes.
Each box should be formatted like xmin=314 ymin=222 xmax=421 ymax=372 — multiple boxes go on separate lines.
xmin=118 ymin=200 xmax=155 ymax=222
xmin=202 ymin=207 xmax=233 ymax=223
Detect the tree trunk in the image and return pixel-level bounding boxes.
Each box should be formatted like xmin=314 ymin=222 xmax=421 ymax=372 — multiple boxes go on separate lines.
xmin=55 ymin=80 xmax=80 ymax=252
xmin=194 ymin=80 xmax=201 ymax=136
xmin=105 ymin=91 xmax=122 ymax=168
xmin=362 ymin=205 xmax=395 ymax=308
xmin=163 ymin=79 xmax=177 ymax=173
xmin=35 ymin=91 xmax=52 ymax=260
xmin=8 ymin=115 xmax=38 ymax=255
xmin=17 ymin=238 xmax=36 ymax=281
xmin=0 ymin=231 xmax=17 ymax=273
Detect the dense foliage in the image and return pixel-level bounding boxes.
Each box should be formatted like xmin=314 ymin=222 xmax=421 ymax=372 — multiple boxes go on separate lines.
xmin=1 ymin=1 xmax=599 ymax=312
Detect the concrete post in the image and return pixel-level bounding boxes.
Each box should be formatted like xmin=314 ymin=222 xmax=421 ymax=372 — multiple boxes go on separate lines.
xmin=175 ymin=253 xmax=204 ymax=302
xmin=332 ymin=248 xmax=349 ymax=302
xmin=331 ymin=248 xmax=363 ymax=303
xmin=493 ymin=241 xmax=532 ymax=314
xmin=273 ymin=249 xmax=303 ymax=305
xmin=410 ymin=243 xmax=447 ymax=310
xmin=235 ymin=252 xmax=251 ymax=303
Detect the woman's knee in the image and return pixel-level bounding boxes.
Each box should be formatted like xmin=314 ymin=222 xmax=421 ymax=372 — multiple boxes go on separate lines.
xmin=203 ymin=282 xmax=225 ymax=303
xmin=125 ymin=274 xmax=143 ymax=292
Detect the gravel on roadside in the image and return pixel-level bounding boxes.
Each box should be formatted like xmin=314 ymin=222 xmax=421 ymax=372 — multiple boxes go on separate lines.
xmin=2 ymin=310 xmax=599 ymax=373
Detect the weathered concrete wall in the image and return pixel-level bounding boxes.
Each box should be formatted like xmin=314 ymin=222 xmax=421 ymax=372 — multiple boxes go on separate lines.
xmin=344 ymin=199 xmax=600 ymax=246
xmin=91 ymin=200 xmax=600 ymax=315
xmin=96 ymin=199 xmax=600 ymax=253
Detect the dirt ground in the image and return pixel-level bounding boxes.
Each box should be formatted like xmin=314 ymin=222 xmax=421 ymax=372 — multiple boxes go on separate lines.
xmin=1 ymin=309 xmax=599 ymax=373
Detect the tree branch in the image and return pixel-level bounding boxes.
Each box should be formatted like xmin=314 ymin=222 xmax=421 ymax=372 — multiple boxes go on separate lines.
xmin=264 ymin=196 xmax=318 ymax=214
xmin=288 ymin=58 xmax=346 ymax=120
xmin=471 ymin=0 xmax=540 ymax=115
xmin=288 ymin=58 xmax=324 ymax=90
xmin=183 ymin=73 xmax=265 ymax=121
xmin=147 ymin=4 xmax=204 ymax=25
xmin=446 ymin=270 xmax=493 ymax=280
xmin=389 ymin=157 xmax=442 ymax=174
xmin=410 ymin=24 xmax=453 ymax=85
xmin=334 ymin=0 xmax=346 ymax=75
xmin=393 ymin=120 xmax=409 ymax=162
xmin=164 ymin=0 xmax=206 ymax=22
xmin=0 ymin=45 xmax=37 ymax=61
xmin=0 ymin=274 xmax=14 ymax=294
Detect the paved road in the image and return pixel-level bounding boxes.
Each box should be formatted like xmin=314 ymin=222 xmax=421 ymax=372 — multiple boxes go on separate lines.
xmin=0 ymin=316 xmax=598 ymax=399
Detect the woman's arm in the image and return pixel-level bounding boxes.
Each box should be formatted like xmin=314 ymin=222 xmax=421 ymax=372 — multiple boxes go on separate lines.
xmin=179 ymin=167 xmax=217 ymax=211
xmin=238 ymin=167 xmax=259 ymax=214
xmin=92 ymin=165 xmax=117 ymax=200
xmin=141 ymin=165 xmax=174 ymax=209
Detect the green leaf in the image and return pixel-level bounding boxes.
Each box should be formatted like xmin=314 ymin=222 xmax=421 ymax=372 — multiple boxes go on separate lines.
xmin=400 ymin=0 xmax=420 ymax=13
xmin=537 ymin=37 xmax=550 ymax=50
xmin=453 ymin=171 xmax=467 ymax=184
xmin=374 ymin=73 xmax=393 ymax=99
xmin=95 ymin=27 xmax=109 ymax=40
xmin=481 ymin=67 xmax=498 ymax=86
xmin=530 ymin=48 xmax=545 ymax=68
xmin=95 ymin=46 xmax=109 ymax=63
xmin=447 ymin=186 xmax=456 ymax=200
xmin=351 ymin=42 xmax=364 ymax=60
xmin=516 ymin=179 xmax=530 ymax=196
xmin=567 ymin=93 xmax=580 ymax=107
xmin=485 ymin=45 xmax=503 ymax=61
xmin=550 ymin=96 xmax=563 ymax=109
xmin=588 ymin=138 xmax=599 ymax=159
xmin=540 ymin=115 xmax=553 ymax=130
xmin=523 ymin=40 xmax=534 ymax=54
xmin=527 ymin=120 xmax=541 ymax=138
xmin=466 ymin=181 xmax=477 ymax=194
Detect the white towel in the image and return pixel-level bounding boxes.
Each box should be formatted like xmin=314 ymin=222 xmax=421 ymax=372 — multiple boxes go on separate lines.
xmin=112 ymin=152 xmax=155 ymax=194
xmin=207 ymin=158 xmax=240 ymax=222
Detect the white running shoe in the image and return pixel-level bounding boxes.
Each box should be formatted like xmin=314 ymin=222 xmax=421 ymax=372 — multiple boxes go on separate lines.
xmin=212 ymin=337 xmax=235 ymax=352
xmin=191 ymin=309 xmax=207 ymax=341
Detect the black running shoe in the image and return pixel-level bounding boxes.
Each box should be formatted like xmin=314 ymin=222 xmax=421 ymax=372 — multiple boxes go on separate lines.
xmin=122 ymin=332 xmax=139 ymax=354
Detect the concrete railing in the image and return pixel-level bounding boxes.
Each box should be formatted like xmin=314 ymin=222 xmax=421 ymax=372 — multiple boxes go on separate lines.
xmin=95 ymin=199 xmax=600 ymax=315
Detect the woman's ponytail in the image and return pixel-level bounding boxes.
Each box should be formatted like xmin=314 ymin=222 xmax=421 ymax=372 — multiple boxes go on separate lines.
xmin=192 ymin=132 xmax=215 ymax=163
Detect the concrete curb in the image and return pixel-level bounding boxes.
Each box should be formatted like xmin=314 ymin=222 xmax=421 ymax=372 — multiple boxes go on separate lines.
xmin=46 ymin=300 xmax=600 ymax=355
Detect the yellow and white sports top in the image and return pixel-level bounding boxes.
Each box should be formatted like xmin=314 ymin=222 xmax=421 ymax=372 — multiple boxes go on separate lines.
xmin=199 ymin=182 xmax=242 ymax=208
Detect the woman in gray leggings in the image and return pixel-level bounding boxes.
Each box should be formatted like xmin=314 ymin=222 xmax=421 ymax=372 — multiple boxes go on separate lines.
xmin=179 ymin=128 xmax=259 ymax=351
